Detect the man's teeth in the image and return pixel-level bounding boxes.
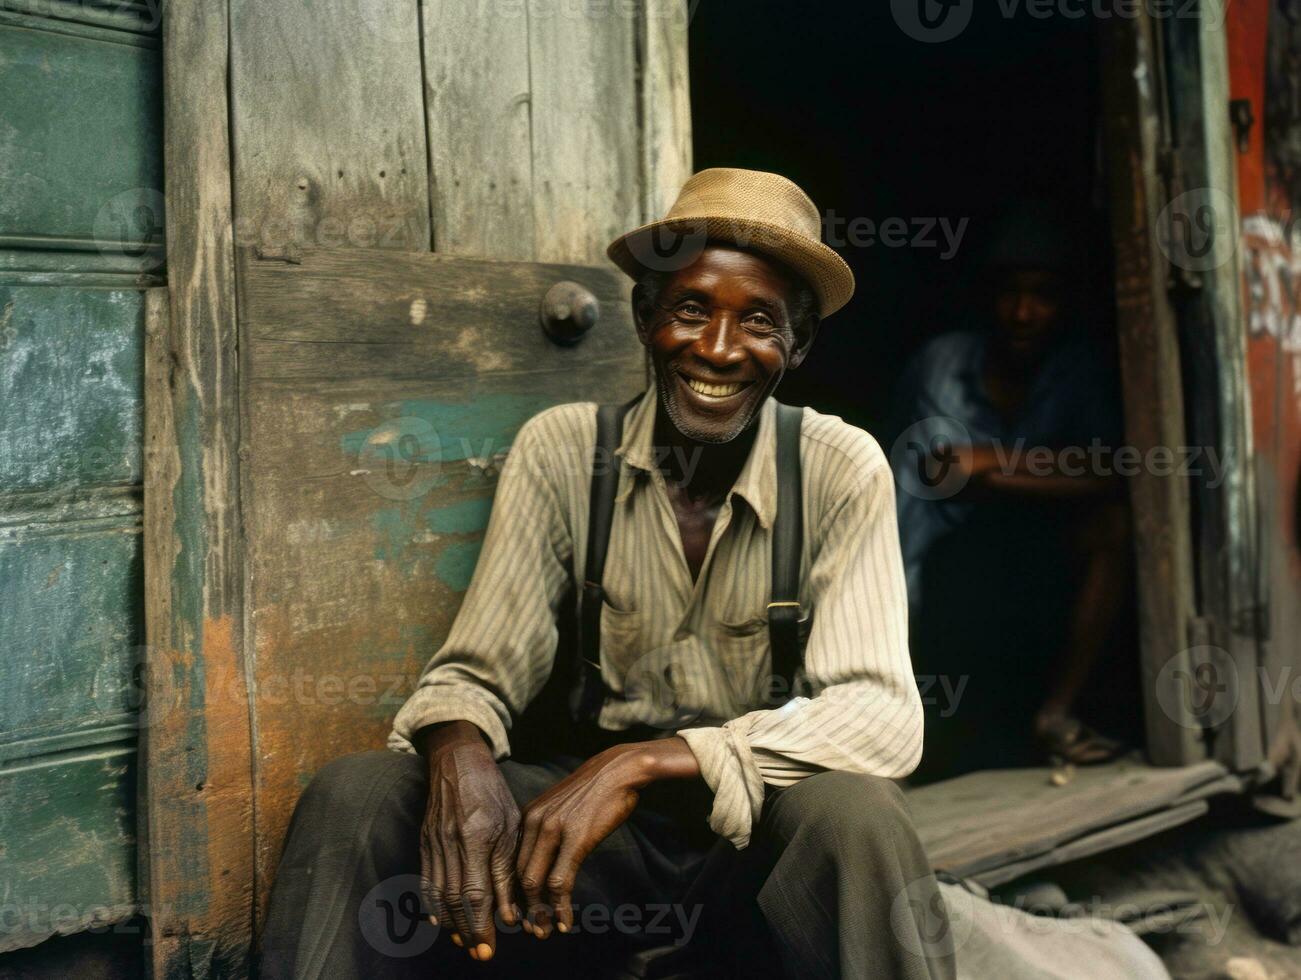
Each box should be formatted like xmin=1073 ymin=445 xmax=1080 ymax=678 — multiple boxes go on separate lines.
xmin=685 ymin=378 xmax=747 ymax=397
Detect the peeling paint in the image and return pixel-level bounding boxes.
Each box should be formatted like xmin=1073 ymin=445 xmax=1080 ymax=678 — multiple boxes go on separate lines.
xmin=424 ymin=498 xmax=492 ymax=534
xmin=434 ymin=539 xmax=482 ymax=592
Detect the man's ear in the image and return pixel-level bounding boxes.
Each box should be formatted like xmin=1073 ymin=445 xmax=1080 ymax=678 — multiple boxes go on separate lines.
xmin=631 ymin=283 xmax=654 ymax=347
xmin=787 ymin=313 xmax=821 ymax=370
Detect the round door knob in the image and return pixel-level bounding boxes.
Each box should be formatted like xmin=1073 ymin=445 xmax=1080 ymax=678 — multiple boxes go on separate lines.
xmin=539 ymin=281 xmax=599 ymax=346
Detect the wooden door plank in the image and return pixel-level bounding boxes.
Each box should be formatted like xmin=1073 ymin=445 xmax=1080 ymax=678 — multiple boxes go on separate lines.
xmin=908 ymin=759 xmax=1229 ymax=882
xmin=974 ymin=800 xmax=1211 ymax=888
xmin=422 ymin=0 xmax=534 ymax=259
xmin=238 ymin=246 xmax=639 ymax=381
xmin=144 ymin=0 xmax=255 ymax=973
xmin=527 ymin=0 xmax=642 ymax=264
xmin=229 ymin=0 xmax=430 ymax=252
xmin=236 ymin=247 xmax=647 ymax=927
xmin=638 ymin=0 xmax=693 ymax=222
xmin=1098 ymin=12 xmax=1203 ymax=765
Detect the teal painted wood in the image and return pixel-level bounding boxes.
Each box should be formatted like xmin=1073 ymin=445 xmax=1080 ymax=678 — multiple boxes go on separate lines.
xmin=0 ymin=523 xmax=142 ymax=751
xmin=0 ymin=7 xmax=161 ymax=957
xmin=0 ymin=15 xmax=162 ymax=256
xmin=0 ymin=285 xmax=144 ymax=493
xmin=0 ymin=743 xmax=137 ymax=954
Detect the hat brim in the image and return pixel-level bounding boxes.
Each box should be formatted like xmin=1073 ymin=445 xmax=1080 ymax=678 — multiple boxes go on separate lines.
xmin=606 ymin=215 xmax=855 ymax=318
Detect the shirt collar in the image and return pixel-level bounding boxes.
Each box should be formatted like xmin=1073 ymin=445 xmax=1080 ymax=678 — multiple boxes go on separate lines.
xmin=616 ymin=387 xmax=779 ymax=529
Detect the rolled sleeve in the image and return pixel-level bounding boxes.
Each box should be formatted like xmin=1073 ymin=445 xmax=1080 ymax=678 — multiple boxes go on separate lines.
xmin=678 ymin=723 xmax=766 ymax=849
xmin=388 ymin=681 xmax=512 ymax=759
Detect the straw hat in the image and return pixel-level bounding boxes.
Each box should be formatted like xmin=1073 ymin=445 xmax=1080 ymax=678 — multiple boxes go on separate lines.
xmin=606 ymin=168 xmax=856 ymax=318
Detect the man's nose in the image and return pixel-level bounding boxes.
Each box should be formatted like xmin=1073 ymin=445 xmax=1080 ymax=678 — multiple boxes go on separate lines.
xmin=693 ymin=312 xmax=746 ymax=367
xmin=1013 ymin=295 xmax=1037 ymax=322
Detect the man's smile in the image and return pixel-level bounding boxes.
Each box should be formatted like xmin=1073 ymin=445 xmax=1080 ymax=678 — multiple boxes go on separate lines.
xmin=676 ymin=371 xmax=755 ymax=403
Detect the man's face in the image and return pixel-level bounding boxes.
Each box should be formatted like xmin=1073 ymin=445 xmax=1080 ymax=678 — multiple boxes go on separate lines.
xmin=993 ymin=268 xmax=1066 ymax=362
xmin=635 ymin=246 xmax=816 ymax=444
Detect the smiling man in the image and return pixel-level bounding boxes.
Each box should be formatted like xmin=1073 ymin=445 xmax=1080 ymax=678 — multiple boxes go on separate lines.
xmin=261 ymin=170 xmax=953 ymax=980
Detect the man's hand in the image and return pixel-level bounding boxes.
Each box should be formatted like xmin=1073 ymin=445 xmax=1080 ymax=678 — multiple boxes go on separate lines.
xmin=516 ymin=737 xmax=699 ymax=938
xmin=416 ymin=721 xmax=521 ymax=963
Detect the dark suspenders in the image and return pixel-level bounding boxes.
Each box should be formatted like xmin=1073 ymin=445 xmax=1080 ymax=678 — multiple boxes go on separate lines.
xmin=570 ymin=397 xmax=807 ymax=725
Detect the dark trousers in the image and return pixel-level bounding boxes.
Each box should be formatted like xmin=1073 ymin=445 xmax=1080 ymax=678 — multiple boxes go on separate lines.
xmin=259 ymin=750 xmax=955 ymax=980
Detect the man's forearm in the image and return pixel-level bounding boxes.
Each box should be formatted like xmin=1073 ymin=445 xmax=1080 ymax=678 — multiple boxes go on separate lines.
xmin=413 ymin=719 xmax=491 ymax=760
xmin=978 ymin=470 xmax=1122 ymax=499
xmin=618 ymin=735 xmax=701 ymax=787
xmin=961 ymin=445 xmax=1125 ymax=500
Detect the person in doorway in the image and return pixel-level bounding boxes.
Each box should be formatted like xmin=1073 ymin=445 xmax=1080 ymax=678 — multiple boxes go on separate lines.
xmin=892 ymin=206 xmax=1133 ymax=773
xmin=260 ymin=169 xmax=953 ymax=979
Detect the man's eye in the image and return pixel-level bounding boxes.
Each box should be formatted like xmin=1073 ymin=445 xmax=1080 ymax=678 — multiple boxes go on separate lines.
xmin=676 ymin=303 xmax=708 ymax=319
xmin=744 ymin=312 xmax=776 ymax=330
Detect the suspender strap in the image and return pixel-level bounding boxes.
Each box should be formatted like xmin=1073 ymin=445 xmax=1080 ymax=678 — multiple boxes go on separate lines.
xmin=571 ymin=397 xmax=805 ymax=724
xmin=570 ymin=400 xmax=631 ymax=723
xmin=768 ymin=402 xmax=805 ymax=695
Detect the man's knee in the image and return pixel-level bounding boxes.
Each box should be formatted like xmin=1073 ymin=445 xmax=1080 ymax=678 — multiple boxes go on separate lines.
xmin=761 ymin=771 xmax=913 ymax=851
xmin=291 ymin=750 xmax=425 ymax=838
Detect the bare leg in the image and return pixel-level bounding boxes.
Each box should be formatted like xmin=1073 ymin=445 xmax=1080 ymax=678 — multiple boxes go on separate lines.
xmin=1035 ymin=499 xmax=1132 ymax=762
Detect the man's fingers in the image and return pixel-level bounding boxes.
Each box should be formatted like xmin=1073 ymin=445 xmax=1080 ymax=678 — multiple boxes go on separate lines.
xmin=515 ymin=808 xmax=543 ymax=888
xmin=440 ymin=833 xmax=474 ymax=947
xmin=545 ymin=847 xmax=584 ymax=934
xmin=518 ymin=819 xmax=562 ymax=938
xmin=422 ymin=830 xmax=451 ymax=928
xmin=491 ymin=844 xmax=518 ymax=927
xmin=457 ymin=880 xmax=496 ymax=960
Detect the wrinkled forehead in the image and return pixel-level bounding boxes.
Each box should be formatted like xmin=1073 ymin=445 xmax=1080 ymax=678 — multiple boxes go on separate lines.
xmin=663 ymin=243 xmax=804 ymax=306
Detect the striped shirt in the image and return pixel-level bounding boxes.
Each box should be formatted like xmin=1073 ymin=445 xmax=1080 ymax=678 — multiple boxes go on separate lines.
xmin=390 ymin=387 xmax=923 ymax=848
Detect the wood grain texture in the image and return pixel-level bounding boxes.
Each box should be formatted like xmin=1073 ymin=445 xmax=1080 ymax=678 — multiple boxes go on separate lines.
xmin=527 ymin=0 xmax=642 ymax=263
xmin=239 ymin=245 xmax=640 ymax=381
xmin=1165 ymin=14 xmax=1264 ymax=774
xmin=421 ymin=0 xmax=690 ymax=263
xmin=229 ymin=0 xmax=430 ymax=252
xmin=422 ymin=0 xmax=534 ymax=259
xmin=638 ymin=0 xmax=693 ymax=222
xmin=143 ymin=1 xmax=255 ymax=973
xmin=236 ymin=247 xmax=646 ymax=927
xmin=1098 ymin=13 xmax=1203 ymax=767
xmin=908 ymin=759 xmax=1232 ymax=884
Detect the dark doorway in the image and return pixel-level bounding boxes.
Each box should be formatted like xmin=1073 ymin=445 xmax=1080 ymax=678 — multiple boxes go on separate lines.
xmin=689 ymin=3 xmax=1141 ymax=778
xmin=689 ymin=1 xmax=1115 ymax=433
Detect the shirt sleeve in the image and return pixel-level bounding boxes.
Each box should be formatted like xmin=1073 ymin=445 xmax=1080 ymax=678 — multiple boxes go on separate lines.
xmin=388 ymin=411 xmax=574 ymax=759
xmin=678 ymin=461 xmax=923 ymax=849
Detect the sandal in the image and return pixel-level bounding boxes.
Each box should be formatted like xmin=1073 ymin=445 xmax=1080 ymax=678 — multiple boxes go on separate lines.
xmin=1035 ymin=713 xmax=1126 ymax=766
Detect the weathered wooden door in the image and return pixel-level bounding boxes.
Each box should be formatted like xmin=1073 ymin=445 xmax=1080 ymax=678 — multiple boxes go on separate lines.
xmin=145 ymin=1 xmax=690 ymax=975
